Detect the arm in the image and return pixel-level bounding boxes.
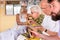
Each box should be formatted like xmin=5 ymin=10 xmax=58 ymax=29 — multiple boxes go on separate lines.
xmin=42 ymin=21 xmax=59 ymax=36
xmin=16 ymin=14 xmax=20 ymax=25
xmin=16 ymin=14 xmax=23 ymax=25
xmin=38 ymin=17 xmax=59 ymax=36
xmin=45 ymin=29 xmax=58 ymax=36
xmin=35 ymin=26 xmax=58 ymax=36
xmin=31 ymin=31 xmax=60 ymax=40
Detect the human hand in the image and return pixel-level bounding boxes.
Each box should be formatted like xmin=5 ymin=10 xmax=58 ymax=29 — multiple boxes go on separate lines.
xmin=35 ymin=27 xmax=45 ymax=32
xmin=28 ymin=20 xmax=36 ymax=24
xmin=30 ymin=31 xmax=46 ymax=39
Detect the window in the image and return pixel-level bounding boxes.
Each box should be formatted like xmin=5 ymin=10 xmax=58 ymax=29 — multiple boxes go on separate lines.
xmin=5 ymin=0 xmax=41 ymax=15
xmin=6 ymin=4 xmax=14 ymax=15
xmin=5 ymin=1 xmax=20 ymax=15
xmin=14 ymin=4 xmax=21 ymax=15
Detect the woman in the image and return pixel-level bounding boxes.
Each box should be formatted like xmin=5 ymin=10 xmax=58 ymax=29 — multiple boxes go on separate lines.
xmin=13 ymin=2 xmax=28 ymax=40
xmin=27 ymin=5 xmax=44 ymax=35
xmin=16 ymin=7 xmax=28 ymax=35
xmin=14 ymin=1 xmax=29 ymax=40
xmin=16 ymin=8 xmax=28 ymax=40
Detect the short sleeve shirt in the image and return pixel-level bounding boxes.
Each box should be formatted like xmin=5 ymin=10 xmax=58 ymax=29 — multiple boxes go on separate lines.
xmin=41 ymin=15 xmax=59 ymax=32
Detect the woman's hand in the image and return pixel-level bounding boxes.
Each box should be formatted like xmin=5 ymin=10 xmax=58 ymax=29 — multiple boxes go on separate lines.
xmin=30 ymin=31 xmax=46 ymax=39
xmin=35 ymin=27 xmax=45 ymax=32
xmin=28 ymin=20 xmax=36 ymax=24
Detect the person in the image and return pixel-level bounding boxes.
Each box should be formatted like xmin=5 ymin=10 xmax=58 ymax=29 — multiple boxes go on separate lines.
xmin=28 ymin=5 xmax=44 ymax=25
xmin=16 ymin=4 xmax=28 ymax=33
xmin=48 ymin=0 xmax=60 ymax=38
xmin=27 ymin=5 xmax=44 ymax=32
xmin=14 ymin=2 xmax=28 ymax=40
xmin=30 ymin=0 xmax=60 ymax=40
xmin=50 ymin=0 xmax=60 ymax=38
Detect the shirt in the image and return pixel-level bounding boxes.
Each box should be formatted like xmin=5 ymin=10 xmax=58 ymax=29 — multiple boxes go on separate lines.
xmin=19 ymin=14 xmax=27 ymax=22
xmin=41 ymin=14 xmax=59 ymax=32
xmin=58 ymin=20 xmax=60 ymax=36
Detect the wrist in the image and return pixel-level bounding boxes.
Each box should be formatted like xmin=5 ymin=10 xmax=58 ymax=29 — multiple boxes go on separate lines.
xmin=45 ymin=29 xmax=47 ymax=32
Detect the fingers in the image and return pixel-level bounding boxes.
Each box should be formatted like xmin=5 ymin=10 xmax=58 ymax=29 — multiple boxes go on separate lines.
xmin=30 ymin=31 xmax=46 ymax=39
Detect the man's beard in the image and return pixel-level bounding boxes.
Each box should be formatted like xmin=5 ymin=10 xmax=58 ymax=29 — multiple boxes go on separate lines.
xmin=51 ymin=11 xmax=60 ymax=21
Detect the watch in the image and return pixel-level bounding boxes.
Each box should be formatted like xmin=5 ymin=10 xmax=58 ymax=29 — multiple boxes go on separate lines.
xmin=45 ymin=29 xmax=47 ymax=32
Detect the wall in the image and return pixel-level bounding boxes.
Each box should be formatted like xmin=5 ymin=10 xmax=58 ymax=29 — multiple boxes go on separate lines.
xmin=0 ymin=3 xmax=16 ymax=32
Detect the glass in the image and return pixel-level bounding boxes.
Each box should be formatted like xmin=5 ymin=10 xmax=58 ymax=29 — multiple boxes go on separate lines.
xmin=14 ymin=4 xmax=21 ymax=15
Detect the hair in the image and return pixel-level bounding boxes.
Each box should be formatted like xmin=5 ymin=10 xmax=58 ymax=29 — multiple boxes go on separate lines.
xmin=56 ymin=11 xmax=60 ymax=20
xmin=51 ymin=12 xmax=57 ymax=21
xmin=47 ymin=0 xmax=60 ymax=3
xmin=47 ymin=0 xmax=53 ymax=3
xmin=51 ymin=11 xmax=60 ymax=21
xmin=30 ymin=5 xmax=42 ymax=14
xmin=58 ymin=0 xmax=60 ymax=2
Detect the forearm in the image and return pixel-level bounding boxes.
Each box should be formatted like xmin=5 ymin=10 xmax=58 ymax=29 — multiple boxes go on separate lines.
xmin=35 ymin=26 xmax=45 ymax=32
xmin=17 ymin=22 xmax=24 ymax=25
xmin=35 ymin=26 xmax=58 ymax=36
xmin=46 ymin=30 xmax=58 ymax=36
xmin=41 ymin=28 xmax=58 ymax=36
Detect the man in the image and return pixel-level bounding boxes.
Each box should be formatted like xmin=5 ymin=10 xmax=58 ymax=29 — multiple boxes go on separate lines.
xmin=15 ymin=1 xmax=28 ymax=40
xmin=31 ymin=0 xmax=60 ymax=40
xmin=50 ymin=0 xmax=60 ymax=21
xmin=50 ymin=0 xmax=60 ymax=38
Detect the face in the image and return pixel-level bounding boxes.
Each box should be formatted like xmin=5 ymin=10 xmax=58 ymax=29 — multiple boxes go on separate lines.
xmin=30 ymin=6 xmax=40 ymax=19
xmin=31 ymin=11 xmax=39 ymax=19
xmin=20 ymin=8 xmax=27 ymax=14
xmin=49 ymin=0 xmax=60 ymax=21
xmin=50 ymin=0 xmax=60 ymax=16
xmin=51 ymin=0 xmax=60 ymax=13
xmin=40 ymin=0 xmax=53 ymax=15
